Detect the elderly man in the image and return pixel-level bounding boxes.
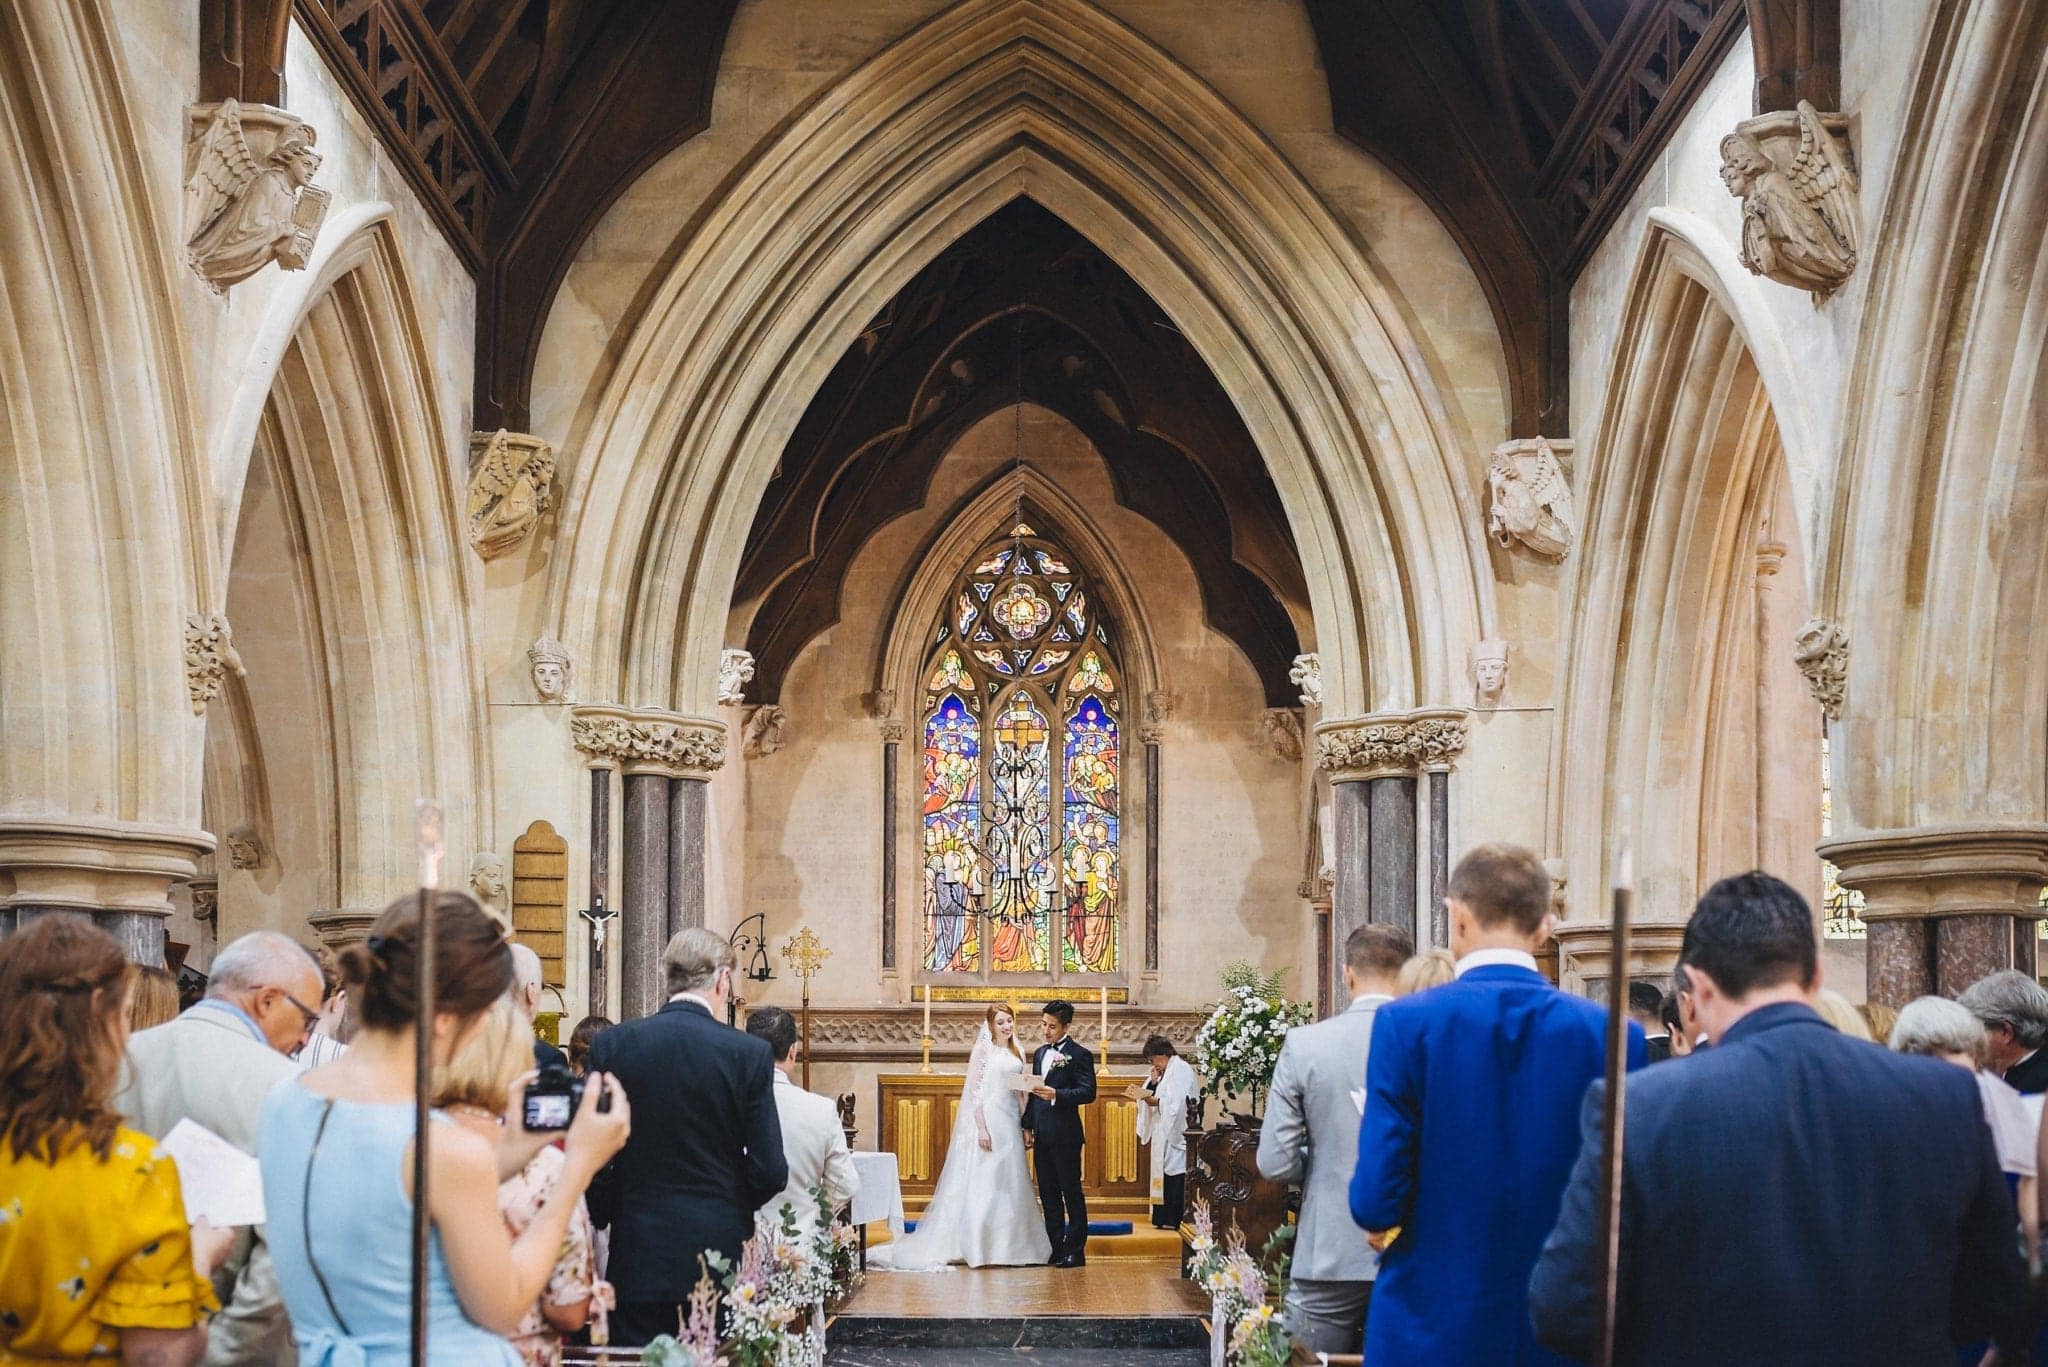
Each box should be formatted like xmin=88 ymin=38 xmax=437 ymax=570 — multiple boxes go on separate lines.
xmin=1957 ymin=968 xmax=2048 ymax=1094
xmin=745 ymin=1005 xmax=858 ymax=1236
xmin=510 ymin=941 xmax=570 ymax=1071
xmin=114 ymin=931 xmax=326 ymax=1365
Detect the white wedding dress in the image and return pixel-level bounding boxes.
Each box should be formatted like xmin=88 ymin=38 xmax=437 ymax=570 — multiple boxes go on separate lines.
xmin=872 ymin=1026 xmax=1053 ymax=1270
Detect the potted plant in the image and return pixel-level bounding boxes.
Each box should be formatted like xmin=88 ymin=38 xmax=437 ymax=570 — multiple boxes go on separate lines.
xmin=1193 ymin=963 xmax=1311 ymax=1126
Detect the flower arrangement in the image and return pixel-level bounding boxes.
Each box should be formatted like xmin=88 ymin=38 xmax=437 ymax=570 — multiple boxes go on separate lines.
xmin=1186 ymin=1199 xmax=1295 ymax=1367
xmin=1192 ymin=962 xmax=1311 ymax=1118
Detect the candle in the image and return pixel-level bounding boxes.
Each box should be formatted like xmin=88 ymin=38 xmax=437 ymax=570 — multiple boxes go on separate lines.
xmin=922 ymin=984 xmax=932 ymax=1037
xmin=1100 ymin=984 xmax=1109 ymax=1036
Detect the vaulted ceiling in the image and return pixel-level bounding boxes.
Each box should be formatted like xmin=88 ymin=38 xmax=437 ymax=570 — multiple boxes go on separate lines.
xmin=207 ymin=1 xmax=1838 ymax=436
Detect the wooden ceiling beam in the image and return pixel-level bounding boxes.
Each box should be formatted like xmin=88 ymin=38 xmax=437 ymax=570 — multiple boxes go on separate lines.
xmin=1745 ymin=0 xmax=1841 ymax=111
xmin=198 ymin=0 xmax=293 ymax=105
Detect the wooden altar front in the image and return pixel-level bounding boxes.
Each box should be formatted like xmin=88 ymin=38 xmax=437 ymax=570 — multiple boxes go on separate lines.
xmin=877 ymin=1072 xmax=1155 ymax=1222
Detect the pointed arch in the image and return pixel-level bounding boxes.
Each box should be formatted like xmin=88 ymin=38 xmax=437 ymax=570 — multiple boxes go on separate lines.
xmin=545 ymin=0 xmax=1493 ymax=725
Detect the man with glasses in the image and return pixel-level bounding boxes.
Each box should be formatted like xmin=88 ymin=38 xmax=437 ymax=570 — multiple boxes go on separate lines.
xmin=114 ymin=931 xmax=326 ymax=1364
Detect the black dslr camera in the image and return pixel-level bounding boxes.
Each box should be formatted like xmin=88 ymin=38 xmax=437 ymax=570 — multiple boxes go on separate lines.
xmin=522 ymin=1059 xmax=611 ymax=1131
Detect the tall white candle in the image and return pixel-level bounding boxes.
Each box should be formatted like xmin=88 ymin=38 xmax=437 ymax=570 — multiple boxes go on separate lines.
xmin=1100 ymin=983 xmax=1109 ymax=1036
xmin=922 ymin=984 xmax=932 ymax=1037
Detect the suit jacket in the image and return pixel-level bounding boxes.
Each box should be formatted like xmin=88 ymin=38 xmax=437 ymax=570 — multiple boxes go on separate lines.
xmin=1022 ymin=1037 xmax=1097 ymax=1146
xmin=1257 ymin=993 xmax=1389 ymax=1282
xmin=533 ymin=1037 xmax=569 ymax=1073
xmin=112 ymin=1003 xmax=299 ymax=1366
xmin=759 ymin=1069 xmax=859 ymax=1234
xmin=587 ymin=999 xmax=788 ymax=1302
xmin=1643 ymin=1033 xmax=1673 ymax=1064
xmin=2004 ymin=1045 xmax=2048 ymax=1096
xmin=1531 ymin=1003 xmax=2032 ymax=1365
xmin=1349 ymin=963 xmax=1643 ymax=1365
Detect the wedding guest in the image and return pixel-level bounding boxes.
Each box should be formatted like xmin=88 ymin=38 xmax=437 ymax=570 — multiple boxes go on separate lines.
xmin=0 ymin=916 xmax=230 ymax=1365
xmin=510 ymin=944 xmax=569 ymax=1072
xmin=587 ymin=928 xmax=786 ymax=1346
xmin=1394 ymin=949 xmax=1453 ymax=995
xmin=1670 ymin=963 xmax=1707 ymax=1052
xmin=567 ymin=1017 xmax=613 ymax=1078
xmin=1858 ymin=1000 xmax=1899 ymax=1047
xmin=259 ymin=891 xmax=630 ymax=1365
xmin=1659 ymin=991 xmax=1692 ymax=1058
xmin=115 ymin=931 xmax=326 ymax=1364
xmin=1135 ymin=1036 xmax=1197 ymax=1230
xmin=1258 ymin=923 xmax=1409 ymax=1355
xmin=1811 ymin=987 xmax=1873 ymax=1041
xmin=1530 ymin=873 xmax=2031 ymax=1364
xmin=298 ymin=947 xmax=350 ymax=1068
xmin=1351 ymin=844 xmax=1642 ymax=1365
xmin=1889 ymin=995 xmax=2038 ymax=1252
xmin=1958 ymin=969 xmax=2048 ymax=1094
xmin=746 ymin=1006 xmax=858 ymax=1237
xmin=129 ymin=964 xmax=182 ymax=1032
xmin=434 ymin=994 xmax=611 ymax=1367
xmin=1627 ymin=980 xmax=1670 ymax=1062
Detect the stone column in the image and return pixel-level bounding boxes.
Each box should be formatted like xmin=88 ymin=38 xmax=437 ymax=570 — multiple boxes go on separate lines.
xmin=879 ymin=717 xmax=903 ymax=971
xmin=572 ymin=706 xmax=728 ymax=1018
xmin=1141 ymin=697 xmax=1169 ymax=973
xmin=1427 ymin=769 xmax=1452 ymax=948
xmin=0 ymin=821 xmax=211 ymax=965
xmin=1316 ymin=709 xmax=1468 ymax=1001
xmin=1820 ymin=823 xmax=2048 ymax=1005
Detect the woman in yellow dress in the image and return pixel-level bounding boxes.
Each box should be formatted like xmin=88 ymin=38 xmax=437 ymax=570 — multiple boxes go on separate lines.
xmin=0 ymin=917 xmax=229 ymax=1364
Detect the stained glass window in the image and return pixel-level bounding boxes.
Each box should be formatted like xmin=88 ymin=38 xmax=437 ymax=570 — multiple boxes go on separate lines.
xmin=918 ymin=526 xmax=1123 ymax=980
xmin=1819 ymin=735 xmax=1866 ymax=939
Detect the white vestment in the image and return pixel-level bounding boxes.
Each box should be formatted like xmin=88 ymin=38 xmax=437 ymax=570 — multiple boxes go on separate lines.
xmin=1135 ymin=1055 xmax=1198 ymax=1200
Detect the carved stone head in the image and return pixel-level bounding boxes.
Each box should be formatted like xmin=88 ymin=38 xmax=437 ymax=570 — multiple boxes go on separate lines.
xmin=1468 ymin=638 xmax=1510 ymax=706
xmin=527 ymin=636 xmax=571 ymax=701
xmin=469 ymin=852 xmax=506 ymax=903
xmin=273 ymin=127 xmax=321 ymax=187
xmin=1718 ymin=132 xmax=1769 ymax=196
xmin=224 ymin=825 xmax=263 ymax=870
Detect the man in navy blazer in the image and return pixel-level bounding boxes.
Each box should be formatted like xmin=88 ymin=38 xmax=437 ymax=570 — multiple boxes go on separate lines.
xmin=1350 ymin=844 xmax=1643 ymax=1365
xmin=1530 ymin=872 xmax=2033 ymax=1365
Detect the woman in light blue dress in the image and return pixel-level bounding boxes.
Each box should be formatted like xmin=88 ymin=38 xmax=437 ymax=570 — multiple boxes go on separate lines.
xmin=259 ymin=892 xmax=631 ymax=1366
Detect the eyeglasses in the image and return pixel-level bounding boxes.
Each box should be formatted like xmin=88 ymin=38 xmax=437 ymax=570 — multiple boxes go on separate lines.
xmin=281 ymin=991 xmax=322 ymax=1038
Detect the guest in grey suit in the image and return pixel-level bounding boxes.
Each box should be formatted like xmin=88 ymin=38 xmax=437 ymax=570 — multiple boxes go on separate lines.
xmin=1256 ymin=922 xmax=1412 ymax=1355
xmin=114 ymin=931 xmax=327 ymax=1366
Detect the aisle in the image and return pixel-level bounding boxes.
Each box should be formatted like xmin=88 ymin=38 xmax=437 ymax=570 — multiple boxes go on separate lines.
xmin=828 ymin=1260 xmax=1209 ymax=1364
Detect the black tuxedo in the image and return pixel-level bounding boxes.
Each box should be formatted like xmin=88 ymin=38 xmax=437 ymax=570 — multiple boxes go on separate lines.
xmin=587 ymin=999 xmax=788 ymax=1343
xmin=1023 ymin=1036 xmax=1096 ymax=1258
xmin=2004 ymin=1046 xmax=2048 ymax=1095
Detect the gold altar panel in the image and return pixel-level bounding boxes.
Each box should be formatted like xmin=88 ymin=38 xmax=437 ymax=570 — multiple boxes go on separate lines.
xmin=877 ymin=1072 xmax=1154 ymax=1222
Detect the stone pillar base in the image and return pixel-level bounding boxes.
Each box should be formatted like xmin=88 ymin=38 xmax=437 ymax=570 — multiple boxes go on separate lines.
xmin=1552 ymin=922 xmax=1688 ymax=1000
xmin=1820 ymin=823 xmax=2048 ymax=1006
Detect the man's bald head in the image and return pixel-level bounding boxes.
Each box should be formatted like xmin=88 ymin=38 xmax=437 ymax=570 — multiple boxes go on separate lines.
xmin=509 ymin=942 xmax=543 ymax=1017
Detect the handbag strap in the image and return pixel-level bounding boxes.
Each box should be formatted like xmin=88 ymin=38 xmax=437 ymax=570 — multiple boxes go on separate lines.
xmin=301 ymin=1099 xmax=354 ymax=1337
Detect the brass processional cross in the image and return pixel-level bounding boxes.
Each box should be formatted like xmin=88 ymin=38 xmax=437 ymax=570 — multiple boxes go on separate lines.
xmin=780 ymin=927 xmax=830 ymax=1089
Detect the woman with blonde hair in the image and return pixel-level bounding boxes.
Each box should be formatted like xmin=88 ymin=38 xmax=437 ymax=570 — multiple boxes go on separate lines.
xmin=433 ymin=996 xmax=612 ymax=1367
xmin=1811 ymin=988 xmax=1873 ymax=1042
xmin=0 ymin=918 xmax=230 ymax=1364
xmin=126 ymin=964 xmax=181 ymax=1033
xmin=1397 ymin=949 xmax=1456 ymax=995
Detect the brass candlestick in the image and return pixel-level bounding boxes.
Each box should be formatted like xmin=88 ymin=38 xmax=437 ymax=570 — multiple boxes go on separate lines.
xmin=920 ymin=1033 xmax=933 ymax=1075
xmin=780 ymin=927 xmax=831 ymax=1090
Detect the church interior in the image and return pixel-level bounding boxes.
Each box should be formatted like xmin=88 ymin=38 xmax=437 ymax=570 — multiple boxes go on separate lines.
xmin=6 ymin=0 xmax=2047 ymax=1318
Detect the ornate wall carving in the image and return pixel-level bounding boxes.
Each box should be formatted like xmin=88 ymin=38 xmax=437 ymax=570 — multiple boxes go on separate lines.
xmin=1260 ymin=709 xmax=1303 ymax=762
xmin=570 ymin=705 xmax=727 ymax=779
xmin=743 ymin=705 xmax=787 ymax=758
xmin=1315 ymin=709 xmax=1470 ymax=782
xmin=184 ymin=612 xmax=244 ymax=715
xmin=527 ymin=636 xmax=571 ymax=702
xmin=717 ymin=649 xmax=756 ymax=705
xmin=1792 ymin=618 xmax=1849 ymax=719
xmin=1719 ymin=101 xmax=1858 ymax=297
xmin=467 ymin=430 xmax=555 ymax=560
xmin=468 ymin=851 xmax=506 ymax=908
xmin=183 ymin=100 xmax=329 ymax=293
xmin=1288 ymin=653 xmax=1323 ymax=707
xmin=1487 ymin=437 xmax=1575 ymax=560
xmin=223 ymin=824 xmax=264 ymax=870
xmin=1468 ymin=638 xmax=1509 ymax=707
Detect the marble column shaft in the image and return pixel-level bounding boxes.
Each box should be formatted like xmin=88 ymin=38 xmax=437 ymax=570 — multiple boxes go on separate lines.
xmin=1330 ymin=780 xmax=1370 ymax=1010
xmin=5 ymin=907 xmax=166 ymax=965
xmin=881 ymin=739 xmax=898 ymax=971
xmin=1427 ymin=770 xmax=1450 ymax=949
xmin=587 ymin=767 xmax=613 ymax=1018
xmin=1368 ymin=775 xmax=1418 ymax=941
xmin=668 ymin=777 xmax=707 ymax=940
xmin=1145 ymin=739 xmax=1162 ymax=972
xmin=621 ymin=774 xmax=671 ymax=1020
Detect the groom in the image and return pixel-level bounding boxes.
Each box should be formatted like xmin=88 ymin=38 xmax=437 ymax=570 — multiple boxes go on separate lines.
xmin=1024 ymin=999 xmax=1097 ymax=1267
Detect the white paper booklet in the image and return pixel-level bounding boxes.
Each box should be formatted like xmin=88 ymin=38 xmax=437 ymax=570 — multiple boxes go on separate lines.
xmin=1005 ymin=1072 xmax=1041 ymax=1092
xmin=160 ymin=1118 xmax=267 ymax=1228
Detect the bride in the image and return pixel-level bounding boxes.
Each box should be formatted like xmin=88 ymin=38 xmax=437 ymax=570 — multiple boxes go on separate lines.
xmin=872 ymin=1005 xmax=1053 ymax=1270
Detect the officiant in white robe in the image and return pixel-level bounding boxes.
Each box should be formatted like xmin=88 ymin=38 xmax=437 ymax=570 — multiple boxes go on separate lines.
xmin=1135 ymin=1037 xmax=1198 ymax=1229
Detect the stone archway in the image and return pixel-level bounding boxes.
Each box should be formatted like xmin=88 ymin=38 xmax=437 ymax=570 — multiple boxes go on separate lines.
xmin=1815 ymin=0 xmax=2048 ymax=1001
xmin=1553 ymin=217 xmax=1822 ymax=990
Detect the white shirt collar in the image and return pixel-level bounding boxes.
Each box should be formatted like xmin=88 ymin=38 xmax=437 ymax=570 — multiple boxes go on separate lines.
xmin=1454 ymin=947 xmax=1539 ymax=977
xmin=773 ymin=1065 xmax=795 ymax=1087
xmin=1347 ymin=992 xmax=1394 ymax=1012
xmin=667 ymin=990 xmax=718 ymax=1015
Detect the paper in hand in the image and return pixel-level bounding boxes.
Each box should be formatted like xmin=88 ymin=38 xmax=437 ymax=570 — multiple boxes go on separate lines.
xmin=1005 ymin=1073 xmax=1041 ymax=1093
xmin=1123 ymin=1084 xmax=1150 ymax=1102
xmin=160 ymin=1118 xmax=266 ymax=1229
xmin=1349 ymin=1088 xmax=1366 ymax=1116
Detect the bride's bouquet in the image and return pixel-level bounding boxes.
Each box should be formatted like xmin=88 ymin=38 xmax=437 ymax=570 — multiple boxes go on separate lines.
xmin=1192 ymin=962 xmax=1311 ymax=1120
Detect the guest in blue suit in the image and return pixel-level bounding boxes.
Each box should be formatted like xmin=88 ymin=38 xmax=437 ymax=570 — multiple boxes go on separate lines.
xmin=1530 ymin=872 xmax=2033 ymax=1365
xmin=1350 ymin=843 xmax=1643 ymax=1365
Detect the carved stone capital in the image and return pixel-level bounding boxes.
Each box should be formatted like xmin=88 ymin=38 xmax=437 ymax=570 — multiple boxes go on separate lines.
xmin=1818 ymin=823 xmax=2048 ymax=923
xmin=878 ymin=718 xmax=907 ymax=744
xmin=1487 ymin=437 xmax=1575 ymax=560
xmin=570 ymin=705 xmax=728 ymax=779
xmin=1315 ymin=708 xmax=1470 ymax=782
xmin=1720 ymin=102 xmax=1859 ymax=297
xmin=1792 ymin=617 xmax=1848 ymax=719
xmin=307 ymin=906 xmax=380 ymax=950
xmin=183 ymin=100 xmax=329 ymax=293
xmin=467 ymin=430 xmax=555 ymax=560
xmin=184 ymin=612 xmax=244 ymax=715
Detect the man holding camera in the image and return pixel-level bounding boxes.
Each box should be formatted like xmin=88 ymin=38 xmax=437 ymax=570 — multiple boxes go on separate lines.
xmin=586 ymin=929 xmax=789 ymax=1346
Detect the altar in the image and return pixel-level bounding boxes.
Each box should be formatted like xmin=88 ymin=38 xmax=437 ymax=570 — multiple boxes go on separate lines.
xmin=877 ymin=1072 xmax=1157 ymax=1223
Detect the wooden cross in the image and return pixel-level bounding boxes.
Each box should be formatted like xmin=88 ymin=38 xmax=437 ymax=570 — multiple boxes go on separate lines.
xmin=781 ymin=927 xmax=830 ymax=1088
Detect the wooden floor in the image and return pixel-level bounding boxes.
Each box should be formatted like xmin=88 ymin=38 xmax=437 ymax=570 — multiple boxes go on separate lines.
xmin=838 ymin=1259 xmax=1207 ymax=1319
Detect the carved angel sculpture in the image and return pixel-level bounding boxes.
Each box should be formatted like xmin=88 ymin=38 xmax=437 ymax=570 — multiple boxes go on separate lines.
xmin=1720 ymin=101 xmax=1859 ymax=297
xmin=466 ymin=430 xmax=555 ymax=559
xmin=1487 ymin=438 xmax=1574 ymax=559
xmin=185 ymin=100 xmax=330 ymax=293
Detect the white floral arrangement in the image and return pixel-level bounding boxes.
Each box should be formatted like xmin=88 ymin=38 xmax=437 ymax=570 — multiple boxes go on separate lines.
xmin=1192 ymin=963 xmax=1311 ymax=1116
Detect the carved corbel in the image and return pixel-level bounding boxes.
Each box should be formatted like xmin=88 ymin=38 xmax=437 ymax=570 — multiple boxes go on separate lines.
xmin=1260 ymin=708 xmax=1303 ymax=762
xmin=1487 ymin=438 xmax=1575 ymax=560
xmin=1719 ymin=101 xmax=1859 ymax=298
xmin=1792 ymin=618 xmax=1848 ymax=720
xmin=183 ymin=99 xmax=329 ymax=293
xmin=743 ymin=705 xmax=787 ymax=758
xmin=467 ymin=430 xmax=555 ymax=560
xmin=717 ymin=650 xmax=756 ymax=705
xmin=184 ymin=612 xmax=245 ymax=715
xmin=1288 ymin=654 xmax=1323 ymax=708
